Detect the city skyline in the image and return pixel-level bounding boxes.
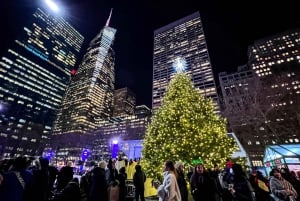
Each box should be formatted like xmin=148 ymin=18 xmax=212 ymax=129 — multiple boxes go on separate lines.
xmin=1 ymin=0 xmax=300 ymax=108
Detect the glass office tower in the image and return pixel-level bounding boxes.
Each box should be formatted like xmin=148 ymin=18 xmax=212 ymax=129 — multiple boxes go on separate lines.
xmin=0 ymin=8 xmax=84 ymax=156
xmin=52 ymin=11 xmax=117 ymax=136
xmin=153 ymin=12 xmax=219 ymax=111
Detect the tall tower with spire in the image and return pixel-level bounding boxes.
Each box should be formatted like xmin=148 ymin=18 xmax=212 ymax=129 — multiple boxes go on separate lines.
xmin=52 ymin=9 xmax=117 ymax=138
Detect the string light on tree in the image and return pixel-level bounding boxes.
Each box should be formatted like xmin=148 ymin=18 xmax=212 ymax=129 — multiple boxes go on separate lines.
xmin=141 ymin=73 xmax=237 ymax=179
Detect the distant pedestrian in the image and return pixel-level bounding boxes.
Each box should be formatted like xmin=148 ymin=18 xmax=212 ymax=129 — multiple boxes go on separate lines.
xmin=133 ymin=164 xmax=146 ymax=201
xmin=56 ymin=161 xmax=74 ymax=191
xmin=88 ymin=161 xmax=108 ymax=201
xmin=117 ymin=167 xmax=127 ymax=201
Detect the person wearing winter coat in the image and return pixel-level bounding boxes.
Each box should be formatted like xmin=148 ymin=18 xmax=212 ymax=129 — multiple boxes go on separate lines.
xmin=155 ymin=161 xmax=181 ymax=201
xmin=190 ymin=163 xmax=217 ymax=201
xmin=0 ymin=156 xmax=33 ymax=201
xmin=117 ymin=167 xmax=127 ymax=201
xmin=269 ymin=168 xmax=298 ymax=201
xmin=88 ymin=161 xmax=108 ymax=201
xmin=59 ymin=178 xmax=81 ymax=201
xmin=133 ymin=164 xmax=146 ymax=201
xmin=228 ymin=163 xmax=254 ymax=201
xmin=56 ymin=161 xmax=74 ymax=191
xmin=175 ymin=162 xmax=188 ymax=201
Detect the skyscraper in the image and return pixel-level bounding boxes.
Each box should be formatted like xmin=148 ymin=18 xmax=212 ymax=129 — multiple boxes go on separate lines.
xmin=113 ymin=87 xmax=136 ymax=117
xmin=53 ymin=10 xmax=117 ymax=137
xmin=220 ymin=28 xmax=300 ymax=165
xmin=153 ymin=12 xmax=219 ymax=111
xmin=0 ymin=8 xmax=84 ymax=157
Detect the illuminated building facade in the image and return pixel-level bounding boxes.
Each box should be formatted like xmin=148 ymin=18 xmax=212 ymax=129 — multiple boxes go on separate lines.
xmin=52 ymin=105 xmax=151 ymax=162
xmin=248 ymin=28 xmax=300 ymax=162
xmin=91 ymin=105 xmax=151 ymax=160
xmin=248 ymin=28 xmax=300 ymax=78
xmin=219 ymin=65 xmax=255 ymax=107
xmin=220 ymin=28 xmax=300 ymax=165
xmin=153 ymin=12 xmax=219 ymax=111
xmin=0 ymin=8 xmax=84 ymax=157
xmin=113 ymin=87 xmax=136 ymax=117
xmin=219 ymin=65 xmax=262 ymax=164
xmin=52 ymin=10 xmax=117 ymax=136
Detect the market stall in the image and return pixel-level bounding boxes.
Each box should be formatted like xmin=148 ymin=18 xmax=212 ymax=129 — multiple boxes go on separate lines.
xmin=263 ymin=144 xmax=300 ymax=176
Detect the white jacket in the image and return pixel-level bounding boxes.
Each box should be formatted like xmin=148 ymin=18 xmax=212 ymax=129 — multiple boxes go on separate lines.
xmin=157 ymin=171 xmax=181 ymax=201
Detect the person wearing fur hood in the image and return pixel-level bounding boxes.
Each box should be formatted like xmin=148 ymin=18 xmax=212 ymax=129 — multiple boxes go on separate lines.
xmin=155 ymin=161 xmax=181 ymax=201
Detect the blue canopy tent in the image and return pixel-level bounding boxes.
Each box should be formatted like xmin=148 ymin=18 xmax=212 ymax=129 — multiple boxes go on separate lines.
xmin=263 ymin=144 xmax=300 ymax=175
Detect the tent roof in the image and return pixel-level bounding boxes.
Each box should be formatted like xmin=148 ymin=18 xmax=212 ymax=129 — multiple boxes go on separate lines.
xmin=263 ymin=144 xmax=300 ymax=162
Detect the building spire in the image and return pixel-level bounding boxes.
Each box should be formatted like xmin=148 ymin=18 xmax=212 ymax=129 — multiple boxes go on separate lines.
xmin=105 ymin=8 xmax=113 ymax=27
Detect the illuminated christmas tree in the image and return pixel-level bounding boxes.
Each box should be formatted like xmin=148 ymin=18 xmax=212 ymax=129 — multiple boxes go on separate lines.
xmin=141 ymin=73 xmax=237 ymax=179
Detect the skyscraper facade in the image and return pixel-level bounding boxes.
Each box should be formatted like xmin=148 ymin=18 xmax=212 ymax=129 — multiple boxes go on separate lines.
xmin=52 ymin=11 xmax=117 ymax=137
xmin=219 ymin=65 xmax=255 ymax=108
xmin=153 ymin=12 xmax=219 ymax=111
xmin=91 ymin=105 xmax=151 ymax=161
xmin=113 ymin=87 xmax=136 ymax=117
xmin=247 ymin=28 xmax=300 ymax=163
xmin=220 ymin=28 xmax=300 ymax=165
xmin=218 ymin=65 xmax=262 ymax=165
xmin=0 ymin=8 xmax=84 ymax=157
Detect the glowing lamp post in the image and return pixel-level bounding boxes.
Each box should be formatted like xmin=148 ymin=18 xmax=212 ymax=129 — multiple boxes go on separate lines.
xmin=45 ymin=0 xmax=59 ymax=12
xmin=45 ymin=150 xmax=54 ymax=161
xmin=111 ymin=140 xmax=119 ymax=159
xmin=81 ymin=149 xmax=91 ymax=162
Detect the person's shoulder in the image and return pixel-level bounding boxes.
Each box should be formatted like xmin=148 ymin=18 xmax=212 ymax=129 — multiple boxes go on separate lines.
xmin=167 ymin=173 xmax=176 ymax=180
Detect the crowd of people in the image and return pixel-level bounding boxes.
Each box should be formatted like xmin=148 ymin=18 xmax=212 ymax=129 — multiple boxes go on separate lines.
xmin=154 ymin=159 xmax=300 ymax=201
xmin=0 ymin=156 xmax=299 ymax=201
xmin=0 ymin=156 xmax=144 ymax=201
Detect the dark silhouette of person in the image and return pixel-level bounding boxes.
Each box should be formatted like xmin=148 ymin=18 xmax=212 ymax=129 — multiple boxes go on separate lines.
xmin=133 ymin=164 xmax=146 ymax=201
xmin=60 ymin=178 xmax=81 ymax=201
xmin=117 ymin=167 xmax=127 ymax=201
xmin=56 ymin=161 xmax=74 ymax=191
xmin=88 ymin=161 xmax=108 ymax=201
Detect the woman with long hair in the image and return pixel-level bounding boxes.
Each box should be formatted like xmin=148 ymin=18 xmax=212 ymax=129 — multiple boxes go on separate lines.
xmin=155 ymin=160 xmax=181 ymax=201
xmin=190 ymin=163 xmax=217 ymax=201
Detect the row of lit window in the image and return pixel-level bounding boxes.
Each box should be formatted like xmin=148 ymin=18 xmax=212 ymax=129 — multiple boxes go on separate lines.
xmin=8 ymin=49 xmax=68 ymax=88
xmin=254 ymin=54 xmax=297 ymax=62
xmin=0 ymin=132 xmax=37 ymax=142
xmin=37 ymin=12 xmax=84 ymax=51
xmin=252 ymin=161 xmax=263 ymax=166
xmin=248 ymin=138 xmax=299 ymax=145
xmin=0 ymin=70 xmax=61 ymax=106
xmin=271 ymin=100 xmax=294 ymax=107
xmin=9 ymin=61 xmax=63 ymax=98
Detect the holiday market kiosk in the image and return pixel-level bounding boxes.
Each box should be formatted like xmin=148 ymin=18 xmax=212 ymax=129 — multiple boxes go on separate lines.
xmin=263 ymin=144 xmax=300 ymax=176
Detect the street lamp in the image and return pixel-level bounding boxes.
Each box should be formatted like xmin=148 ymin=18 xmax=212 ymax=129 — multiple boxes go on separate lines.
xmin=45 ymin=0 xmax=59 ymax=12
xmin=111 ymin=139 xmax=119 ymax=159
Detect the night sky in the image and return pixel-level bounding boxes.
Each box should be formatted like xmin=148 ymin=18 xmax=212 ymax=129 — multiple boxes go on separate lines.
xmin=1 ymin=0 xmax=300 ymax=108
